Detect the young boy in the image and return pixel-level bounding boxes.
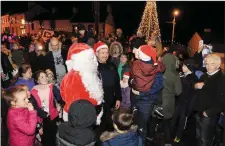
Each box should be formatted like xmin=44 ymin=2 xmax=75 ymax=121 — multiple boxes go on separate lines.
xmin=100 ymin=110 xmax=139 ymax=146
xmin=172 ymin=59 xmax=198 ymax=143
xmin=131 ymin=45 xmax=165 ymax=92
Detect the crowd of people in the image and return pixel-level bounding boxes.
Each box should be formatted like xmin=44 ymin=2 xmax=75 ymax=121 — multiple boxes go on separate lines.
xmin=1 ymin=25 xmax=225 ymax=146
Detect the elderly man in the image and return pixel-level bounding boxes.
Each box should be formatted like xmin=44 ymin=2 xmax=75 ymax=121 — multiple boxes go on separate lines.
xmin=45 ymin=37 xmax=68 ymax=83
xmin=193 ymin=54 xmax=225 ymax=146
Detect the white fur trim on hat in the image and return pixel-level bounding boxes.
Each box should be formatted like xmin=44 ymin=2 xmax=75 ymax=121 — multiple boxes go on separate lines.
xmin=138 ymin=49 xmax=151 ymax=61
xmin=96 ymin=44 xmax=108 ymax=52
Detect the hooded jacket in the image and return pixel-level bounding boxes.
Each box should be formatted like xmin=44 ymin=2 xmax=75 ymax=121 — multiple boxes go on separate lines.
xmin=162 ymin=53 xmax=182 ymax=119
xmin=57 ymin=100 xmax=96 ymax=146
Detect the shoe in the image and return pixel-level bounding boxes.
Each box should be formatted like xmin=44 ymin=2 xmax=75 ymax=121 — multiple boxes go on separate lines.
xmin=174 ymin=136 xmax=180 ymax=143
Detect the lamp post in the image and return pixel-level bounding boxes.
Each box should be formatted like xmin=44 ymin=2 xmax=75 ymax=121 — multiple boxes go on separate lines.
xmin=171 ymin=10 xmax=179 ymax=44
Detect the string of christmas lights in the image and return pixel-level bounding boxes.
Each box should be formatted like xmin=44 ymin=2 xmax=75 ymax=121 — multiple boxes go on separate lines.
xmin=137 ymin=1 xmax=161 ymax=41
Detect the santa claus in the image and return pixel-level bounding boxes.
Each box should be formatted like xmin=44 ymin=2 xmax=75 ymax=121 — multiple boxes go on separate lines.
xmin=60 ymin=43 xmax=104 ymax=125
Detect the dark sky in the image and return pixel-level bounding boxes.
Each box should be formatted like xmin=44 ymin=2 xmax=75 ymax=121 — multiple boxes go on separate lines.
xmin=1 ymin=1 xmax=225 ymax=44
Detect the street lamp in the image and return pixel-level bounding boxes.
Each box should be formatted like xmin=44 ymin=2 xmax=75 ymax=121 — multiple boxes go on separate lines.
xmin=171 ymin=9 xmax=179 ymax=44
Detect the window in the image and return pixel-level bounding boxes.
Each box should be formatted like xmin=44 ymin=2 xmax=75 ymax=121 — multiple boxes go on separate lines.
xmin=12 ymin=27 xmax=14 ymax=33
xmin=15 ymin=17 xmax=17 ymax=23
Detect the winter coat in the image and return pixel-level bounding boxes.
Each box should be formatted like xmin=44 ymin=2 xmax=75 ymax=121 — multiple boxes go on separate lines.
xmin=15 ymin=77 xmax=35 ymax=91
xmin=11 ymin=50 xmax=24 ymax=67
xmin=30 ymin=84 xmax=61 ymax=123
xmin=162 ymin=53 xmax=182 ymax=119
xmin=7 ymin=108 xmax=37 ymax=146
xmin=100 ymin=125 xmax=138 ymax=146
xmin=131 ymin=60 xmax=165 ymax=92
xmin=57 ymin=100 xmax=96 ymax=146
xmin=120 ymin=86 xmax=131 ymax=110
xmin=28 ymin=52 xmax=47 ymax=74
xmin=98 ymin=62 xmax=122 ymax=107
xmin=193 ymin=70 xmax=225 ymax=117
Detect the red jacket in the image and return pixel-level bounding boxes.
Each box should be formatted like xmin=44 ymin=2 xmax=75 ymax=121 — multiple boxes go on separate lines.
xmin=31 ymin=84 xmax=59 ymax=123
xmin=7 ymin=108 xmax=37 ymax=146
xmin=131 ymin=60 xmax=165 ymax=92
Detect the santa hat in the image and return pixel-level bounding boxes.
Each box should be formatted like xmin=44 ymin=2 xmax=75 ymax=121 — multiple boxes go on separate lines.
xmin=66 ymin=43 xmax=93 ymax=71
xmin=94 ymin=41 xmax=108 ymax=53
xmin=138 ymin=45 xmax=157 ymax=65
xmin=123 ymin=72 xmax=130 ymax=79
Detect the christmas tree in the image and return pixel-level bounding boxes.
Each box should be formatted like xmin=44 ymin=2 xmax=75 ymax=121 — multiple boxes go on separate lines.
xmin=137 ymin=1 xmax=161 ymax=41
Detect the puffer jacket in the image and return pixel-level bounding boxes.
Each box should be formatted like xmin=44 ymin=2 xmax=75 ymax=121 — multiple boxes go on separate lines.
xmin=7 ymin=108 xmax=37 ymax=146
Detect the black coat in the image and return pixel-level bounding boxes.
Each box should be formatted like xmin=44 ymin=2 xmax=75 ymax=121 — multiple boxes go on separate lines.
xmin=98 ymin=61 xmax=122 ymax=107
xmin=28 ymin=52 xmax=46 ymax=74
xmin=193 ymin=70 xmax=225 ymax=117
xmin=44 ymin=49 xmax=68 ymax=79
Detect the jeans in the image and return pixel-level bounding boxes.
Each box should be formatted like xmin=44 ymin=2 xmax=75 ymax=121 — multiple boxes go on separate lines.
xmin=135 ymin=96 xmax=155 ymax=145
xmin=196 ymin=113 xmax=217 ymax=146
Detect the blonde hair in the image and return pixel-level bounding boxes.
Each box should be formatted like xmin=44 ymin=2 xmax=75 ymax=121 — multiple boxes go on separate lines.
xmin=206 ymin=53 xmax=221 ymax=65
xmin=3 ymin=86 xmax=26 ymax=106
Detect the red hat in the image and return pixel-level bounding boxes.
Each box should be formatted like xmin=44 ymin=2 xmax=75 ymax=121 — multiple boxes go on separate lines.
xmin=138 ymin=45 xmax=157 ymax=65
xmin=94 ymin=41 xmax=108 ymax=53
xmin=67 ymin=43 xmax=90 ymax=60
xmin=123 ymin=72 xmax=130 ymax=79
xmin=66 ymin=43 xmax=93 ymax=71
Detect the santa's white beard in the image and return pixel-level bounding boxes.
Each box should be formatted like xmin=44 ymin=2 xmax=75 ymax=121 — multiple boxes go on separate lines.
xmin=120 ymin=80 xmax=129 ymax=88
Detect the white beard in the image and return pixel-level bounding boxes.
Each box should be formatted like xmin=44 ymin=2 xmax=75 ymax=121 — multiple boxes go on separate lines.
xmin=120 ymin=80 xmax=129 ymax=88
xmin=69 ymin=49 xmax=104 ymax=105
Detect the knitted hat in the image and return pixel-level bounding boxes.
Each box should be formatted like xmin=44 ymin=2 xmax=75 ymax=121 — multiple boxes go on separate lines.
xmin=123 ymin=72 xmax=130 ymax=79
xmin=183 ymin=59 xmax=196 ymax=72
xmin=93 ymin=41 xmax=108 ymax=53
xmin=138 ymin=45 xmax=157 ymax=65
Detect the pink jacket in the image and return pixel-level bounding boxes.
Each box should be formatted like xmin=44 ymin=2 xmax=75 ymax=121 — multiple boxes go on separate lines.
xmin=31 ymin=84 xmax=59 ymax=123
xmin=7 ymin=108 xmax=37 ymax=146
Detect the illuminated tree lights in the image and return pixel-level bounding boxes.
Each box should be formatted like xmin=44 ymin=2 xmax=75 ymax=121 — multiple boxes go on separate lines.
xmin=137 ymin=1 xmax=161 ymax=41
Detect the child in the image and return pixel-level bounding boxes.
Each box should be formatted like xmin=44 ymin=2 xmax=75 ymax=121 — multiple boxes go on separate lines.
xmin=5 ymin=85 xmax=37 ymax=146
xmin=57 ymin=100 xmax=96 ymax=146
xmin=172 ymin=59 xmax=198 ymax=143
xmin=45 ymin=69 xmax=60 ymax=89
xmin=131 ymin=45 xmax=165 ymax=92
xmin=100 ymin=110 xmax=139 ymax=146
xmin=120 ymin=72 xmax=131 ymax=110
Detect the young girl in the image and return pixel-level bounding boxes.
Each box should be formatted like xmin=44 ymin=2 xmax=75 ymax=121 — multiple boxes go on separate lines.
xmin=120 ymin=72 xmax=131 ymax=110
xmin=15 ymin=63 xmax=35 ymax=91
xmin=31 ymin=70 xmax=64 ymax=146
xmin=5 ymin=85 xmax=37 ymax=146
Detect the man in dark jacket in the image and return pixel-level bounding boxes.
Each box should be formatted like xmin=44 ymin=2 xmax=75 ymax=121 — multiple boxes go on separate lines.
xmin=194 ymin=54 xmax=225 ymax=146
xmin=44 ymin=37 xmax=68 ymax=84
xmin=94 ymin=41 xmax=122 ymax=140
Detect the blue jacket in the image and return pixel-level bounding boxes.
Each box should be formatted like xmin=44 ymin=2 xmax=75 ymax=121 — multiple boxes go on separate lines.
xmin=101 ymin=125 xmax=139 ymax=146
xmin=15 ymin=77 xmax=35 ymax=91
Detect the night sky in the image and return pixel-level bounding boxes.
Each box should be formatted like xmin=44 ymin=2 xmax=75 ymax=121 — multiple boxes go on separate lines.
xmin=2 ymin=1 xmax=225 ymax=44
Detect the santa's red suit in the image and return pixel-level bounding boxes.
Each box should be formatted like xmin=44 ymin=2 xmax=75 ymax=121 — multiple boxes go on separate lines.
xmin=60 ymin=43 xmax=104 ymax=125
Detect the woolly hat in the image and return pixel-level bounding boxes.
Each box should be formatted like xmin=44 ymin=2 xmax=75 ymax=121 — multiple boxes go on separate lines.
xmin=123 ymin=72 xmax=130 ymax=79
xmin=183 ymin=59 xmax=196 ymax=72
xmin=93 ymin=41 xmax=108 ymax=53
xmin=138 ymin=45 xmax=157 ymax=65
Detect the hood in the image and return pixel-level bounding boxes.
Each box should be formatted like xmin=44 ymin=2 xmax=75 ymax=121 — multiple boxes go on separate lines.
xmin=68 ymin=100 xmax=97 ymax=128
xmin=162 ymin=53 xmax=178 ymax=72
xmin=58 ymin=100 xmax=96 ymax=145
xmin=109 ymin=41 xmax=123 ymax=57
